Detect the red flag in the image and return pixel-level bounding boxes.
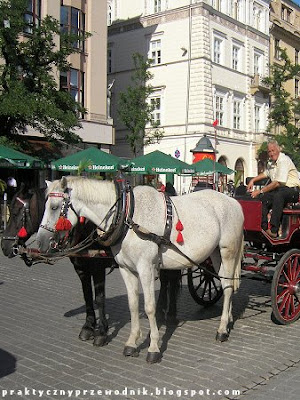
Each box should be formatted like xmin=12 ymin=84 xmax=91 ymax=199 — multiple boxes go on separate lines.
xmin=213 ymin=119 xmax=219 ymax=127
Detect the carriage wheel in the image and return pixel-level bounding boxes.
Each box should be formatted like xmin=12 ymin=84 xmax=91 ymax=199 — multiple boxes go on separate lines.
xmin=187 ymin=258 xmax=223 ymax=306
xmin=271 ymin=249 xmax=300 ymax=325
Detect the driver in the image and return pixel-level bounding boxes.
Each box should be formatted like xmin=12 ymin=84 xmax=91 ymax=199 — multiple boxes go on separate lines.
xmin=247 ymin=140 xmax=300 ymax=238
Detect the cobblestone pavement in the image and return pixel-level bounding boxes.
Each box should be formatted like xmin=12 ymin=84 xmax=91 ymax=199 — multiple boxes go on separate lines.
xmin=0 ymin=252 xmax=300 ymax=400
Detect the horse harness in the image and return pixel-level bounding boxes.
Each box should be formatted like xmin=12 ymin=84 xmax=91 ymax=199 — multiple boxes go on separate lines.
xmin=2 ymin=196 xmax=34 ymax=242
xmin=37 ymin=179 xmax=229 ymax=280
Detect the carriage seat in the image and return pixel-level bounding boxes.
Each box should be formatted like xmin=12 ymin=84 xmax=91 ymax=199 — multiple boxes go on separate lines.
xmin=283 ymin=194 xmax=300 ymax=212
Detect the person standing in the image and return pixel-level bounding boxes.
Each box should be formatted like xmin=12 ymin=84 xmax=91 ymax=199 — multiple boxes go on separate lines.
xmin=247 ymin=140 xmax=300 ymax=238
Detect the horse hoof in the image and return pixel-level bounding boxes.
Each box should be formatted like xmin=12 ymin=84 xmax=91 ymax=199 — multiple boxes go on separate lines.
xmin=79 ymin=327 xmax=94 ymax=341
xmin=146 ymin=352 xmax=162 ymax=364
xmin=93 ymin=335 xmax=108 ymax=347
xmin=123 ymin=346 xmax=139 ymax=357
xmin=216 ymin=332 xmax=229 ymax=342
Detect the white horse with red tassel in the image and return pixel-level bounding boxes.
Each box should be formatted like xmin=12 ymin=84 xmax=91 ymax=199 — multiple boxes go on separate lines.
xmin=36 ymin=176 xmax=244 ymax=363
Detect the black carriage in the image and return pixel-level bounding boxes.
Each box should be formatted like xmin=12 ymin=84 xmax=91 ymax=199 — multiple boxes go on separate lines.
xmin=187 ymin=195 xmax=300 ymax=325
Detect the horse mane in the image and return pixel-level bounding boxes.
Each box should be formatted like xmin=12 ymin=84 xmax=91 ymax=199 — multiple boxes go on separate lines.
xmin=47 ymin=176 xmax=116 ymax=205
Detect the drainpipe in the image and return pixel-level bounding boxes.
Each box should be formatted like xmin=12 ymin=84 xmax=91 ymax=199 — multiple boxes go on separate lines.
xmin=184 ymin=1 xmax=192 ymax=163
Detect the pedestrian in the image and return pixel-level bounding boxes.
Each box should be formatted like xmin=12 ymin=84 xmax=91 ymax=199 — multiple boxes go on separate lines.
xmin=6 ymin=177 xmax=17 ymax=203
xmin=165 ymin=182 xmax=177 ymax=196
xmin=247 ymin=140 xmax=300 ymax=238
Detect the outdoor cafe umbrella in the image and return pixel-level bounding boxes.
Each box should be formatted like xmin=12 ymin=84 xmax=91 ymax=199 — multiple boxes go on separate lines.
xmin=128 ymin=150 xmax=195 ymax=175
xmin=0 ymin=144 xmax=44 ymax=169
xmin=193 ymin=158 xmax=235 ymax=175
xmin=51 ymin=147 xmax=128 ymax=173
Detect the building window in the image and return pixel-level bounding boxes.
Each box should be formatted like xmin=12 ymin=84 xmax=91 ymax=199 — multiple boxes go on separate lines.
xmin=154 ymin=0 xmax=162 ymax=13
xmin=295 ymin=79 xmax=299 ymax=98
xmin=214 ymin=37 xmax=222 ymax=64
xmin=232 ymin=45 xmax=240 ymax=71
xmin=233 ymin=100 xmax=241 ymax=129
xmin=216 ymin=95 xmax=224 ymax=126
xmin=60 ymin=68 xmax=84 ymax=108
xmin=281 ymin=6 xmax=292 ymax=22
xmin=107 ymin=48 xmax=112 ymax=73
xmin=108 ymin=4 xmax=112 ymax=25
xmin=253 ymin=6 xmax=262 ymax=30
xmin=295 ymin=49 xmax=299 ymax=65
xmin=254 ymin=51 xmax=263 ymax=75
xmin=275 ymin=39 xmax=280 ymax=59
xmin=150 ymin=96 xmax=161 ymax=126
xmin=60 ymin=5 xmax=85 ymax=50
xmin=233 ymin=0 xmax=241 ymax=20
xmin=149 ymin=39 xmax=161 ymax=65
xmin=254 ymin=105 xmax=261 ymax=132
xmin=214 ymin=0 xmax=221 ymax=12
xmin=24 ymin=0 xmax=41 ymax=34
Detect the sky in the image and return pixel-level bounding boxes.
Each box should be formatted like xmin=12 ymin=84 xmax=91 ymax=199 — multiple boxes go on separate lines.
xmin=293 ymin=0 xmax=300 ymax=6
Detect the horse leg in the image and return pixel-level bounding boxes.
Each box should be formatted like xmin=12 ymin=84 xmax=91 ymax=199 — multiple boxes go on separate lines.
xmin=156 ymin=270 xmax=168 ymax=323
xmin=119 ymin=267 xmax=141 ymax=358
xmin=166 ymin=270 xmax=181 ymax=326
xmin=92 ymin=265 xmax=109 ymax=347
xmin=139 ymin=265 xmax=161 ymax=363
xmin=73 ymin=260 xmax=95 ymax=341
xmin=215 ymin=249 xmax=237 ymax=342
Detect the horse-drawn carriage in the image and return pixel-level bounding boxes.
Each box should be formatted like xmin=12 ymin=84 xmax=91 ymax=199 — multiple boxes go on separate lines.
xmin=2 ymin=176 xmax=300 ymax=363
xmin=187 ymin=195 xmax=300 ymax=325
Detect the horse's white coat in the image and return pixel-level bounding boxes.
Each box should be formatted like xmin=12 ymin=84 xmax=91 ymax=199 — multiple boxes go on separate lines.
xmin=37 ymin=177 xmax=244 ymax=359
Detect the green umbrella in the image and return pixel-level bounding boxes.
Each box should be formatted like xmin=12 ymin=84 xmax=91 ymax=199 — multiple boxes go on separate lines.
xmin=193 ymin=158 xmax=235 ymax=175
xmin=0 ymin=145 xmax=44 ymax=169
xmin=128 ymin=150 xmax=195 ymax=175
xmin=51 ymin=147 xmax=128 ymax=173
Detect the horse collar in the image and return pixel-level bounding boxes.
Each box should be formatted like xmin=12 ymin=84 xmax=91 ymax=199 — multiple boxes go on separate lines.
xmin=96 ymin=177 xmax=134 ymax=247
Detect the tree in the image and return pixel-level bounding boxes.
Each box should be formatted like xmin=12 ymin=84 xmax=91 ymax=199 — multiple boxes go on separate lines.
xmin=118 ymin=53 xmax=164 ymax=157
xmin=0 ymin=0 xmax=87 ymax=150
xmin=263 ymin=48 xmax=300 ymax=167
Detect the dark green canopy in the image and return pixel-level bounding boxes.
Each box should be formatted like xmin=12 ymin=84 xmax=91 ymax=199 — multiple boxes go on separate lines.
xmin=128 ymin=150 xmax=195 ymax=175
xmin=51 ymin=147 xmax=128 ymax=173
xmin=193 ymin=158 xmax=235 ymax=175
xmin=0 ymin=145 xmax=44 ymax=169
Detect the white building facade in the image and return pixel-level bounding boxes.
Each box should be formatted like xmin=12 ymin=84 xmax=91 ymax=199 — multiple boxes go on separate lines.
xmin=108 ymin=0 xmax=270 ymax=191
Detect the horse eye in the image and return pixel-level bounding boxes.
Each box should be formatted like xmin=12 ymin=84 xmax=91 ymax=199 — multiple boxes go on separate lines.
xmin=51 ymin=205 xmax=58 ymax=211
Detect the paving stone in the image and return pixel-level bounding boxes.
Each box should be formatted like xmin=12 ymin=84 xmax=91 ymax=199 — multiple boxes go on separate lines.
xmin=1 ymin=253 xmax=300 ymax=400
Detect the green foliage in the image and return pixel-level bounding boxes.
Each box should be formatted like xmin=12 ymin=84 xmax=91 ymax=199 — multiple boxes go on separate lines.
xmin=263 ymin=48 xmax=300 ymax=168
xmin=0 ymin=178 xmax=7 ymax=195
xmin=118 ymin=53 xmax=164 ymax=157
xmin=0 ymin=0 xmax=88 ymax=149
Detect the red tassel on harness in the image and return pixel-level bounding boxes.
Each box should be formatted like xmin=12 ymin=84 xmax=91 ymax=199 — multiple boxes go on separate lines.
xmin=176 ymin=220 xmax=183 ymax=231
xmin=55 ymin=216 xmax=72 ymax=231
xmin=176 ymin=219 xmax=184 ymax=244
xmin=79 ymin=216 xmax=85 ymax=224
xmin=17 ymin=226 xmax=28 ymax=238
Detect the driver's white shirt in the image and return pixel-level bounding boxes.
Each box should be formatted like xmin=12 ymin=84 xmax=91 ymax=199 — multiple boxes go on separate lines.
xmin=264 ymin=152 xmax=300 ymax=188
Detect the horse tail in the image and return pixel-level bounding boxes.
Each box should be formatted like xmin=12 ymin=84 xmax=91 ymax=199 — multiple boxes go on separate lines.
xmin=233 ymin=236 xmax=244 ymax=292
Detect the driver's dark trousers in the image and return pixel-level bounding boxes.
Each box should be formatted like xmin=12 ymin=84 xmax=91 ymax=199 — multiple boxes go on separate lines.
xmin=261 ymin=186 xmax=299 ymax=234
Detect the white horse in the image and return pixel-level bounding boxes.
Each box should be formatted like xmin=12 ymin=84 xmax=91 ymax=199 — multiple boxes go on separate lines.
xmin=36 ymin=176 xmax=244 ymax=363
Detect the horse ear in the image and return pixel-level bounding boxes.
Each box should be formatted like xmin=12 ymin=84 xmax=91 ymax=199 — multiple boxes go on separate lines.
xmin=61 ymin=176 xmax=68 ymax=190
xmin=45 ymin=180 xmax=52 ymax=188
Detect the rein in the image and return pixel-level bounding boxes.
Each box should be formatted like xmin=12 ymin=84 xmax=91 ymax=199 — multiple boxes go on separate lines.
xmin=31 ymin=176 xmax=134 ymax=263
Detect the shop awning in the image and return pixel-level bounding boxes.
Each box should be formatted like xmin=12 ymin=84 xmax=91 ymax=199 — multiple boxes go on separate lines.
xmin=0 ymin=145 xmax=45 ymax=169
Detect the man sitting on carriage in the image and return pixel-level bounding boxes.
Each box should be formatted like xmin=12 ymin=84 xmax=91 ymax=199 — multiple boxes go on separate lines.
xmin=247 ymin=140 xmax=300 ymax=238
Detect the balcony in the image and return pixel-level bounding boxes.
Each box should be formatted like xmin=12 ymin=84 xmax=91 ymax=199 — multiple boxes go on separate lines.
xmin=250 ymin=74 xmax=270 ymax=96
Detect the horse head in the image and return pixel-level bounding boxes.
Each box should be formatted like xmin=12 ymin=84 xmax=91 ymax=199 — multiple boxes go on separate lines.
xmin=1 ymin=183 xmax=46 ymax=258
xmin=36 ymin=176 xmax=118 ymax=254
xmin=35 ymin=177 xmax=75 ymax=254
